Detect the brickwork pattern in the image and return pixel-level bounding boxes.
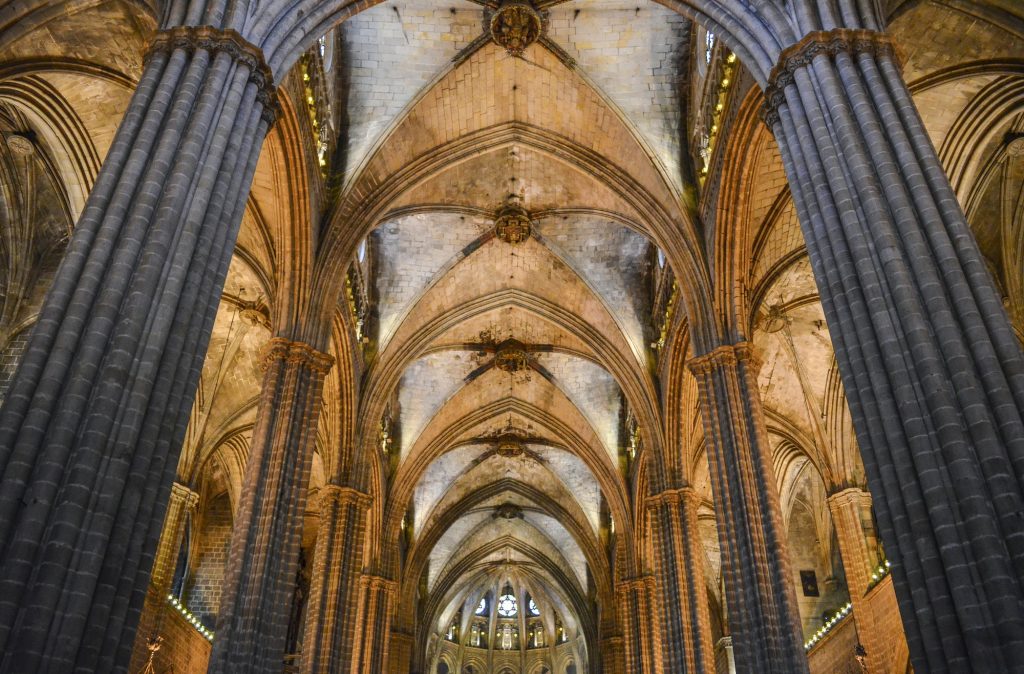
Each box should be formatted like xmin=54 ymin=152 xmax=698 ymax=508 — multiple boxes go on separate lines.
xmin=186 ymin=492 xmax=233 ymax=629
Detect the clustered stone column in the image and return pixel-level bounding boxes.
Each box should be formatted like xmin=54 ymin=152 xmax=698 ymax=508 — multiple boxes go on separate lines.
xmin=0 ymin=22 xmax=275 ymax=672
xmin=649 ymin=487 xmax=715 ymax=674
xmin=688 ymin=342 xmax=808 ymax=674
xmin=300 ymin=484 xmax=371 ymax=674
xmin=617 ymin=575 xmax=660 ymax=674
xmin=129 ymin=482 xmax=199 ymax=670
xmin=763 ymin=27 xmax=1024 ymax=672
xmin=388 ymin=629 xmax=415 ymax=674
xmin=208 ymin=337 xmax=333 ymax=673
xmin=352 ymin=574 xmax=398 ymax=674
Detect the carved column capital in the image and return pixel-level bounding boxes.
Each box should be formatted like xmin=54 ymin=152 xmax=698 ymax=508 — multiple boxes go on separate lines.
xmin=646 ymin=485 xmax=700 ymax=511
xmin=146 ymin=24 xmax=281 ymax=125
xmin=687 ymin=341 xmax=760 ymax=377
xmin=360 ymin=574 xmax=398 ymax=596
xmin=261 ymin=337 xmax=334 ymax=374
xmin=317 ymin=484 xmax=372 ymax=512
xmin=169 ymin=481 xmax=200 ymax=510
xmin=762 ymin=29 xmax=901 ymax=128
xmin=826 ymin=486 xmax=873 ymax=509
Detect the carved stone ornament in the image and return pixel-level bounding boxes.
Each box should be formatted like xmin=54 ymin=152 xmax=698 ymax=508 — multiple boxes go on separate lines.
xmin=5 ymin=133 xmax=34 ymax=156
xmin=494 ymin=198 xmax=532 ymax=244
xmin=496 ymin=435 xmax=525 ymax=457
xmin=1007 ymin=134 xmax=1024 ymax=158
xmin=494 ymin=339 xmax=530 ymax=372
xmin=493 ymin=503 xmax=524 ymax=519
xmin=146 ymin=25 xmax=280 ymax=126
xmin=490 ymin=1 xmax=542 ymax=57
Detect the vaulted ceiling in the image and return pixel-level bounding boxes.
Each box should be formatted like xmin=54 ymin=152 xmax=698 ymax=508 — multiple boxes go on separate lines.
xmin=331 ymin=0 xmax=693 ymax=665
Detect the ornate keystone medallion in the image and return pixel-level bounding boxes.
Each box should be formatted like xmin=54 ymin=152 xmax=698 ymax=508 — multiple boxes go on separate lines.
xmin=493 ymin=503 xmax=524 ymax=519
xmin=494 ymin=198 xmax=532 ymax=244
xmin=490 ymin=1 xmax=542 ymax=57
xmin=5 ymin=133 xmax=34 ymax=156
xmin=496 ymin=434 xmax=525 ymax=457
xmin=494 ymin=339 xmax=530 ymax=372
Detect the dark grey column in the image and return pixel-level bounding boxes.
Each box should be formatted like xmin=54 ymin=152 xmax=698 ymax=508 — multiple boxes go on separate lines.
xmin=0 ymin=24 xmax=276 ymax=673
xmin=688 ymin=343 xmax=808 ymax=674
xmin=763 ymin=28 xmax=1024 ymax=673
xmin=208 ymin=338 xmax=332 ymax=673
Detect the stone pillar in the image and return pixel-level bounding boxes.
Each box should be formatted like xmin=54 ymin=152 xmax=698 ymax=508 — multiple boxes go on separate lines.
xmin=688 ymin=343 xmax=807 ymax=674
xmin=827 ymin=489 xmax=877 ymax=604
xmin=300 ymin=484 xmax=371 ymax=674
xmin=389 ymin=629 xmax=415 ymax=674
xmin=618 ymin=576 xmax=660 ymax=674
xmin=827 ymin=488 xmax=885 ymax=672
xmin=0 ymin=23 xmax=276 ymax=672
xmin=152 ymin=483 xmax=201 ymax=597
xmin=649 ymin=486 xmax=715 ymax=673
xmin=353 ymin=574 xmax=398 ymax=674
xmin=208 ymin=338 xmax=333 ymax=673
xmin=601 ymin=635 xmax=624 ymax=674
xmin=764 ymin=27 xmax=1024 ymax=672
xmin=714 ymin=636 xmax=736 ymax=674
xmin=129 ymin=482 xmax=199 ymax=670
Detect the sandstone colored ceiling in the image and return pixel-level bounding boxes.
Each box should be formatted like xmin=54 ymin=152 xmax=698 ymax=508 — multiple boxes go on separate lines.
xmin=342 ymin=3 xmax=686 ymax=657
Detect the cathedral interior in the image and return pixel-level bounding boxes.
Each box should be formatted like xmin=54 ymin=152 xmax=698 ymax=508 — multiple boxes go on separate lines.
xmin=1 ymin=0 xmax=1023 ymax=673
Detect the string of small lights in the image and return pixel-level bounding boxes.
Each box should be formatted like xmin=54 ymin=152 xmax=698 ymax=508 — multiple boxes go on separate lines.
xmin=804 ymin=560 xmax=891 ymax=651
xmin=166 ymin=594 xmax=215 ymax=642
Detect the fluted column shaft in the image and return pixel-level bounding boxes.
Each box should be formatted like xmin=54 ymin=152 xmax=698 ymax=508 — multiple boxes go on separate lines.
xmin=300 ymin=485 xmax=371 ymax=674
xmin=208 ymin=338 xmax=333 ymax=673
xmin=601 ymin=635 xmax=624 ymax=674
xmin=0 ymin=24 xmax=274 ymax=673
xmin=388 ymin=630 xmax=414 ymax=674
xmin=765 ymin=28 xmax=1024 ymax=672
xmin=650 ymin=487 xmax=714 ymax=673
xmin=353 ymin=575 xmax=397 ymax=674
xmin=688 ymin=343 xmax=807 ymax=673
xmin=618 ymin=576 xmax=660 ymax=674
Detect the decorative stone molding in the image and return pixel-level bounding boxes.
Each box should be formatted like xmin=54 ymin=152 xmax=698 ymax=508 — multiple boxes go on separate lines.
xmin=495 ymin=434 xmax=525 ymax=457
xmin=489 ymin=1 xmax=543 ymax=56
xmin=492 ymin=503 xmax=524 ymax=520
xmin=146 ymin=25 xmax=280 ymax=125
xmin=646 ymin=486 xmax=699 ymax=510
xmin=686 ymin=341 xmax=760 ymax=377
xmin=5 ymin=132 xmax=34 ymax=156
xmin=761 ymin=29 xmax=900 ymax=128
xmin=360 ymin=574 xmax=398 ymax=596
xmin=1007 ymin=134 xmax=1024 ymax=157
xmin=261 ymin=336 xmax=334 ymax=373
xmin=493 ymin=339 xmax=530 ymax=372
xmin=318 ymin=484 xmax=372 ymax=512
xmin=494 ymin=197 xmax=532 ymax=244
xmin=169 ymin=481 xmax=200 ymax=511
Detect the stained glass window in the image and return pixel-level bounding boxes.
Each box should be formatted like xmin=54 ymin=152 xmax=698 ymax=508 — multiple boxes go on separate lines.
xmin=476 ymin=597 xmax=487 ymax=615
xmin=528 ymin=598 xmax=540 ymax=616
xmin=497 ymin=593 xmax=518 ymax=617
xmin=705 ymin=30 xmax=716 ymax=64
